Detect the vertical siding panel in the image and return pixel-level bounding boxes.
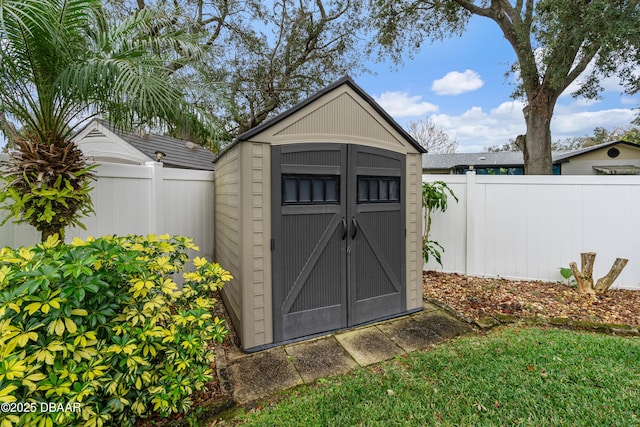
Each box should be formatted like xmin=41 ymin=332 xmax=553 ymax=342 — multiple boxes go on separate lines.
xmin=214 ymin=145 xmax=243 ymax=338
xmin=236 ymin=142 xmax=272 ymax=349
xmin=251 ymin=143 xmax=267 ymax=346
xmin=405 ymin=154 xmax=422 ymax=310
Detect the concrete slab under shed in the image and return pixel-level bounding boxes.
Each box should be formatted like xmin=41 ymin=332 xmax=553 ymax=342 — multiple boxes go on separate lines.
xmin=225 ymin=303 xmax=477 ymax=403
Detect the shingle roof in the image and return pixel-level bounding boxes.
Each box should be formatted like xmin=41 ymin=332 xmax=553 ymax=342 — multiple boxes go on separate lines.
xmin=97 ymin=119 xmax=215 ymax=171
xmin=422 ymin=151 xmax=529 ymax=170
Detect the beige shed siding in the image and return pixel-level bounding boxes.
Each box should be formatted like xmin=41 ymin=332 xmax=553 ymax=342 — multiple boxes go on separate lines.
xmin=214 ymin=145 xmax=243 ymax=333
xmin=274 ymin=92 xmax=404 ymax=148
xmin=239 ymin=143 xmax=272 ymax=349
xmin=405 ymin=153 xmax=423 ymax=310
xmin=221 ymin=78 xmax=426 ymax=350
xmin=248 ymin=87 xmax=410 ymax=156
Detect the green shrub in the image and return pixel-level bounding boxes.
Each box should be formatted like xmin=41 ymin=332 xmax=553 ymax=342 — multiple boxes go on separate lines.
xmin=0 ymin=234 xmax=231 ymax=427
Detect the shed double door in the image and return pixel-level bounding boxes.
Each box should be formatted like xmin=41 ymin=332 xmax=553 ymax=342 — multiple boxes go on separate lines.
xmin=272 ymin=143 xmax=406 ymax=342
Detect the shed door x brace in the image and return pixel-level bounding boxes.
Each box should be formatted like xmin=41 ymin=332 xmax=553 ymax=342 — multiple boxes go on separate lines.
xmin=271 ymin=143 xmax=406 ymax=342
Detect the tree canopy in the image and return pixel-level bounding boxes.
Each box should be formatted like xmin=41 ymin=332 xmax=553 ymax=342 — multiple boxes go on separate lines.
xmin=367 ymin=0 xmax=640 ymax=174
xmin=102 ymin=0 xmax=366 ymax=141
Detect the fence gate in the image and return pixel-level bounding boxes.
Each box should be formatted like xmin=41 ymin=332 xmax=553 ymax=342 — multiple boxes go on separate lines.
xmin=271 ymin=143 xmax=405 ymax=342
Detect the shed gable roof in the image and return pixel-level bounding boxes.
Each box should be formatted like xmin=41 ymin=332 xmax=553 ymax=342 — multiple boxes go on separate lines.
xmin=237 ymin=76 xmax=425 ymax=154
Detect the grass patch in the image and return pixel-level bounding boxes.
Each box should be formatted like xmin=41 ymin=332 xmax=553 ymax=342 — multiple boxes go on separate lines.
xmin=234 ymin=327 xmax=640 ymax=426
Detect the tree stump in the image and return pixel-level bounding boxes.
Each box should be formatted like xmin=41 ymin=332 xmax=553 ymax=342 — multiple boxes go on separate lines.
xmin=569 ymin=252 xmax=628 ymax=295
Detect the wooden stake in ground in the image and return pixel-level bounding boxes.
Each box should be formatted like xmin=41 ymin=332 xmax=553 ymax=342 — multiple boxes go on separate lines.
xmin=569 ymin=252 xmax=628 ymax=295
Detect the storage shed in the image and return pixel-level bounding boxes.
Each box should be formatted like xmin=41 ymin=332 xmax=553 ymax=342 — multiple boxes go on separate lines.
xmin=214 ymin=76 xmax=427 ymax=351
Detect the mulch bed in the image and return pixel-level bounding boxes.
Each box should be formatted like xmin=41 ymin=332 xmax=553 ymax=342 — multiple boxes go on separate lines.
xmin=423 ymin=270 xmax=640 ymax=327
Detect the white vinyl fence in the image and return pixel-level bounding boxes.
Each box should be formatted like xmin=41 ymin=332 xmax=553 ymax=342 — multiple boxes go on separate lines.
xmin=0 ymin=157 xmax=214 ymax=261
xmin=424 ymin=173 xmax=640 ymax=290
xmin=3 ymin=156 xmax=639 ymax=290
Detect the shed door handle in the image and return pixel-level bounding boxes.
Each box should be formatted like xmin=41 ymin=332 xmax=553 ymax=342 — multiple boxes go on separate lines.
xmin=351 ymin=217 xmax=358 ymax=239
xmin=341 ymin=217 xmax=347 ymax=240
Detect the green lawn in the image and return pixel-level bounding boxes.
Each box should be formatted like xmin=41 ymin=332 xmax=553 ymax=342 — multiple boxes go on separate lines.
xmin=233 ymin=327 xmax=640 ymax=426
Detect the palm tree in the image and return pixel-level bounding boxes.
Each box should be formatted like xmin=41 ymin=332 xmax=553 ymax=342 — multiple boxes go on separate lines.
xmin=0 ymin=0 xmax=213 ymax=241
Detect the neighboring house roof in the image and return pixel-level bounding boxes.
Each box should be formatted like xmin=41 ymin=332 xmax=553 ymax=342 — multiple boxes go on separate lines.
xmin=75 ymin=119 xmax=215 ymax=171
xmin=235 ymin=75 xmax=426 ymax=154
xmin=422 ymin=151 xmax=531 ymax=171
xmin=423 ymin=140 xmax=639 ymax=171
xmin=552 ymin=140 xmax=639 ymax=162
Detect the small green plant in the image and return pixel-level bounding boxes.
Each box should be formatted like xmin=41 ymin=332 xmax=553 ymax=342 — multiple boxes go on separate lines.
xmin=559 ymin=267 xmax=577 ymax=287
xmin=422 ymin=181 xmax=458 ymax=267
xmin=0 ymin=234 xmax=231 ymax=427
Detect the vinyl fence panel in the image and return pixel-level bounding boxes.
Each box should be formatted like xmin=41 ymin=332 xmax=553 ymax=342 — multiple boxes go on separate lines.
xmin=424 ymin=173 xmax=640 ymax=290
xmin=0 ymin=158 xmax=214 ymax=261
xmin=162 ymin=168 xmax=215 ymax=261
xmin=68 ymin=163 xmax=154 ymax=238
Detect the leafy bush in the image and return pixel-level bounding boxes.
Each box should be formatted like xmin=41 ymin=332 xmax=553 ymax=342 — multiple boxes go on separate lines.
xmin=0 ymin=234 xmax=231 ymax=427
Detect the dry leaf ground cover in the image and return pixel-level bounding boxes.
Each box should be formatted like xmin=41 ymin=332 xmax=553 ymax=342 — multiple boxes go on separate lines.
xmin=424 ymin=270 xmax=640 ymax=327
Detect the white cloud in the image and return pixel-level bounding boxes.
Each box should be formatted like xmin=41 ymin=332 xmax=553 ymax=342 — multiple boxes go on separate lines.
xmin=409 ymin=101 xmax=635 ymax=152
xmin=426 ymin=101 xmax=525 ymax=152
xmin=431 ymin=70 xmax=484 ymax=95
xmin=551 ymin=108 xmax=636 ymax=137
xmin=570 ymin=98 xmax=601 ymax=107
xmin=373 ymin=91 xmax=438 ymax=118
xmin=492 ymin=100 xmax=525 ymax=119
xmin=620 ymin=96 xmax=638 ymax=106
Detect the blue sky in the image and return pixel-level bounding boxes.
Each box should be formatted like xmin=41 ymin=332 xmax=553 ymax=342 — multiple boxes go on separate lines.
xmin=355 ymin=17 xmax=639 ymax=153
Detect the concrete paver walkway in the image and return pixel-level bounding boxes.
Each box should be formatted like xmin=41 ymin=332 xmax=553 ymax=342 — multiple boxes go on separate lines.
xmin=224 ymin=302 xmax=475 ymax=403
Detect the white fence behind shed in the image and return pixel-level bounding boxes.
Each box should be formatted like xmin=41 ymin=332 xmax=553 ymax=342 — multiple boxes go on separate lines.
xmin=3 ymin=154 xmax=639 ymax=289
xmin=423 ymin=173 xmax=640 ymax=290
xmin=0 ymin=156 xmax=214 ymax=261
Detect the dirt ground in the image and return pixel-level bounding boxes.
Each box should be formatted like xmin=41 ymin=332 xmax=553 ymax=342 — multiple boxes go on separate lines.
xmin=423 ymin=270 xmax=640 ymax=327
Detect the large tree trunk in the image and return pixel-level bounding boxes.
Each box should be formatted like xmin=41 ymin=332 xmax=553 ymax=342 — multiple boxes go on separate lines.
xmin=522 ymin=96 xmax=554 ymax=175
